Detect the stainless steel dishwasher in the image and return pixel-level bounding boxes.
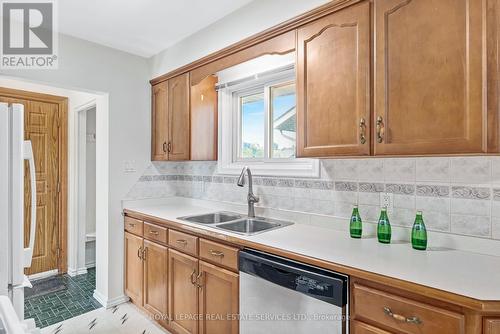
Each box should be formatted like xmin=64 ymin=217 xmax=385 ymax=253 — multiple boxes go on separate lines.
xmin=239 ymin=249 xmax=348 ymax=334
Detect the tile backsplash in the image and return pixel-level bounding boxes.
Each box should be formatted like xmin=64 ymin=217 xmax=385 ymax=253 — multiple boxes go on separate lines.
xmin=125 ymin=157 xmax=500 ymax=241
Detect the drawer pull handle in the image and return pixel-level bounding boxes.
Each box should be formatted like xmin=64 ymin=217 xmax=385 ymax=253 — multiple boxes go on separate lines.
xmin=359 ymin=118 xmax=366 ymax=144
xmin=190 ymin=270 xmax=197 ymax=285
xmin=195 ymin=272 xmax=203 ymax=289
xmin=149 ymin=230 xmax=159 ymax=236
xmin=209 ymin=250 xmax=224 ymax=258
xmin=376 ymin=116 xmax=385 ymax=143
xmin=128 ymin=223 xmax=136 ymax=228
xmin=176 ymin=239 xmax=188 ymax=246
xmin=383 ymin=307 xmax=422 ymax=325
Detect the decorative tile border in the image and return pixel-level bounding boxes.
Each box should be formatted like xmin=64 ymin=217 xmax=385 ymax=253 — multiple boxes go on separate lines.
xmin=335 ymin=181 xmax=358 ymax=192
xmin=416 ymin=185 xmax=450 ymax=197
xmin=359 ymin=182 xmax=385 ymax=193
xmin=493 ymin=188 xmax=500 ymax=201
xmin=386 ymin=183 xmax=415 ymax=195
xmin=451 ymin=186 xmax=491 ymax=200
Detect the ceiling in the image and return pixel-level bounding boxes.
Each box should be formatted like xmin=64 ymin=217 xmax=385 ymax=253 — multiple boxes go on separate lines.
xmin=58 ymin=0 xmax=253 ymax=58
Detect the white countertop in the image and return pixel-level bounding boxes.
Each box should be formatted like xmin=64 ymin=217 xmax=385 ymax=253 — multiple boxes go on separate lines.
xmin=123 ymin=197 xmax=500 ymax=301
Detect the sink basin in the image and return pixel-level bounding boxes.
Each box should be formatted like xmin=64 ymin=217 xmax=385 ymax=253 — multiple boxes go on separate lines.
xmin=216 ymin=218 xmax=293 ymax=236
xmin=178 ymin=211 xmax=242 ymax=224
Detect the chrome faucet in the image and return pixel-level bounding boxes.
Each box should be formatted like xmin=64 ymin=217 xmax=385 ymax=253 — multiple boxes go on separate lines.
xmin=237 ymin=166 xmax=259 ymax=218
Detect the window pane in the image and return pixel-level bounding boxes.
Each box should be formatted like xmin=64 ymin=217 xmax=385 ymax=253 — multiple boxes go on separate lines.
xmin=240 ymin=92 xmax=265 ymax=159
xmin=271 ymin=83 xmax=296 ymax=158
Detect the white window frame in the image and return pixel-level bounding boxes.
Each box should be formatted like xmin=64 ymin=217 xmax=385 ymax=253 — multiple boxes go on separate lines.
xmin=217 ymin=67 xmax=319 ymax=177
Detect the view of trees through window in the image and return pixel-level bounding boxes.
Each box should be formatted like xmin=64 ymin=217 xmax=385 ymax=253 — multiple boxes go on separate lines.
xmin=240 ymin=82 xmax=296 ymax=159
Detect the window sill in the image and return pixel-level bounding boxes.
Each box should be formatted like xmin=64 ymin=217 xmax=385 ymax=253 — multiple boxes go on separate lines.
xmin=217 ymin=159 xmax=320 ymax=178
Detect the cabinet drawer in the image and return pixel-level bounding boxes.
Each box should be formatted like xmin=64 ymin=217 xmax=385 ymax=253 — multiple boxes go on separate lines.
xmin=353 ymin=284 xmax=465 ymax=334
xmin=143 ymin=222 xmax=167 ymax=244
xmin=168 ymin=229 xmax=198 ymax=256
xmin=124 ymin=216 xmax=143 ymax=236
xmin=199 ymin=239 xmax=239 ymax=272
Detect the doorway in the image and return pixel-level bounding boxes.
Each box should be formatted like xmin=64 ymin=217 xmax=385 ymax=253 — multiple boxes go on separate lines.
xmin=0 ymin=87 xmax=68 ymax=277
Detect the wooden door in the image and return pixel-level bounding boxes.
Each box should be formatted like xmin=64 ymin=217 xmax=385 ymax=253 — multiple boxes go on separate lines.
xmin=143 ymin=240 xmax=168 ymax=324
xmin=296 ymin=1 xmax=371 ymax=157
xmin=190 ymin=75 xmax=218 ymax=161
xmin=24 ymin=100 xmax=62 ymax=275
xmin=151 ymin=81 xmax=169 ymax=161
xmin=199 ymin=261 xmax=239 ymax=334
xmin=168 ymin=249 xmax=199 ymax=334
xmin=374 ymin=0 xmax=486 ymax=155
xmin=125 ymin=232 xmax=143 ymax=305
xmin=168 ymin=73 xmax=190 ymax=161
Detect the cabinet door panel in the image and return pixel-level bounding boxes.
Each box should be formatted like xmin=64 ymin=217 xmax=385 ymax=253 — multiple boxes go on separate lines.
xmin=168 ymin=249 xmax=199 ymax=334
xmin=199 ymin=261 xmax=239 ymax=334
xmin=190 ymin=75 xmax=218 ymax=161
xmin=143 ymin=240 xmax=168 ymax=324
xmin=125 ymin=232 xmax=143 ymax=305
xmin=168 ymin=73 xmax=190 ymax=160
xmin=152 ymin=81 xmax=169 ymax=161
xmin=374 ymin=0 xmax=486 ymax=155
xmin=297 ymin=1 xmax=371 ymax=157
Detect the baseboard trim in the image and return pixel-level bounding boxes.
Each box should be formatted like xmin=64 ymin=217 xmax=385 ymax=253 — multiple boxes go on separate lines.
xmin=67 ymin=267 xmax=88 ymax=277
xmin=28 ymin=269 xmax=58 ymax=281
xmin=93 ymin=290 xmax=129 ymax=309
xmin=85 ymin=261 xmax=96 ymax=269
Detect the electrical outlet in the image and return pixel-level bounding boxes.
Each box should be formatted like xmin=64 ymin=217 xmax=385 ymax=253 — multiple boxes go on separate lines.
xmin=380 ymin=192 xmax=394 ymax=212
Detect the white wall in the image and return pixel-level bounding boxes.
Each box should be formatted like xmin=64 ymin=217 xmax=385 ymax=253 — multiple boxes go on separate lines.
xmin=1 ymin=33 xmax=151 ymax=306
xmin=86 ymin=108 xmax=96 ymax=236
xmin=150 ymin=0 xmax=332 ymax=77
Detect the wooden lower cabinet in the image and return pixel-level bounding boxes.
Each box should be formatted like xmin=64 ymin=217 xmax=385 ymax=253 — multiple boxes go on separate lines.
xmin=143 ymin=240 xmax=168 ymax=325
xmin=125 ymin=232 xmax=143 ymax=305
xmin=169 ymin=249 xmax=200 ymax=334
xmin=199 ymin=261 xmax=239 ymax=334
xmin=352 ymin=320 xmax=391 ymax=334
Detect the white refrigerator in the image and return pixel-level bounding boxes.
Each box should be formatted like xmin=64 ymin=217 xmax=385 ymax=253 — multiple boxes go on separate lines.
xmin=0 ymin=102 xmax=39 ymax=333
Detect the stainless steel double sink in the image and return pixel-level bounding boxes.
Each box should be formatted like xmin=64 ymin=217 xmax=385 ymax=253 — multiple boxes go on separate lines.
xmin=177 ymin=211 xmax=293 ymax=236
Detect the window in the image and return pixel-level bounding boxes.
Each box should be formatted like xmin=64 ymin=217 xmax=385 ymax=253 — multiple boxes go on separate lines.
xmin=218 ymin=56 xmax=319 ymax=177
xmin=236 ymin=81 xmax=296 ymax=161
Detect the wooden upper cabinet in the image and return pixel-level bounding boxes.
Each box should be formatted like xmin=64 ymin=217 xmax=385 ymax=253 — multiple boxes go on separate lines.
xmin=296 ymin=1 xmax=371 ymax=157
xmin=168 ymin=249 xmax=199 ymax=334
xmin=143 ymin=240 xmax=168 ymax=325
xmin=485 ymin=319 xmax=500 ymax=334
xmin=151 ymin=81 xmax=169 ymax=161
xmin=190 ymin=75 xmax=218 ymax=161
xmin=168 ymin=73 xmax=190 ymax=161
xmin=124 ymin=232 xmax=143 ymax=305
xmin=374 ymin=0 xmax=487 ymax=155
xmin=198 ymin=261 xmax=239 ymax=334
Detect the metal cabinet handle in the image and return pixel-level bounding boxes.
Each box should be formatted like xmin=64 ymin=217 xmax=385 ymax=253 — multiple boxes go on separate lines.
xmin=142 ymin=247 xmax=147 ymax=261
xmin=167 ymin=141 xmax=172 ymax=153
xmin=359 ymin=118 xmax=367 ymax=144
xmin=209 ymin=250 xmax=224 ymax=258
xmin=383 ymin=307 xmax=422 ymax=325
xmin=149 ymin=230 xmax=159 ymax=236
xmin=176 ymin=239 xmax=188 ymax=246
xmin=376 ymin=116 xmax=385 ymax=143
xmin=162 ymin=141 xmax=167 ymax=153
xmin=128 ymin=223 xmax=136 ymax=228
xmin=190 ymin=270 xmax=197 ymax=285
xmin=137 ymin=246 xmax=143 ymax=260
xmin=195 ymin=272 xmax=203 ymax=288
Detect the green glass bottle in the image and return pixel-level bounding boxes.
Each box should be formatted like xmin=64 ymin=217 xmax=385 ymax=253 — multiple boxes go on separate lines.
xmin=377 ymin=208 xmax=391 ymax=244
xmin=411 ymin=211 xmax=428 ymax=250
xmin=350 ymin=205 xmax=362 ymax=238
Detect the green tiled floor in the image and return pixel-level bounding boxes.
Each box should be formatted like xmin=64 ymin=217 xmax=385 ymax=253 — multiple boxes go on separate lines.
xmin=24 ymin=268 xmax=101 ymax=328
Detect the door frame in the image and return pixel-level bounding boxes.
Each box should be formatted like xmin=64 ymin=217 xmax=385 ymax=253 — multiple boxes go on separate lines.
xmin=0 ymin=87 xmax=68 ymax=274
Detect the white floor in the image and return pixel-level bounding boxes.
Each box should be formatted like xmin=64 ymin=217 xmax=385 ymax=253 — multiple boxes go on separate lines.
xmin=41 ymin=302 xmax=170 ymax=334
